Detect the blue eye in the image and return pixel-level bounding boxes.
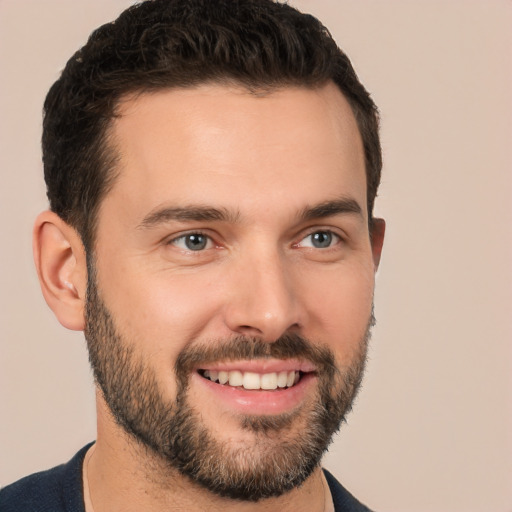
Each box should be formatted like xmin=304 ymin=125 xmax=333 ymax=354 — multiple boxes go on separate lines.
xmin=300 ymin=230 xmax=339 ymax=249
xmin=171 ymin=233 xmax=212 ymax=251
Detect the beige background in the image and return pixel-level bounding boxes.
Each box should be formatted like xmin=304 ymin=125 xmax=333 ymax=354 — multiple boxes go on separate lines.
xmin=1 ymin=1 xmax=511 ymax=511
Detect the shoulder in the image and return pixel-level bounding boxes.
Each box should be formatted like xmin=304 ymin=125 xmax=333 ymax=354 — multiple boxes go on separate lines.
xmin=0 ymin=444 xmax=92 ymax=512
xmin=323 ymin=469 xmax=375 ymax=512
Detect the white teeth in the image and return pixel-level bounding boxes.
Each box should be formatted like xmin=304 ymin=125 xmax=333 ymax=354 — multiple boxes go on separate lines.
xmin=277 ymin=371 xmax=288 ymax=388
xmin=203 ymin=369 xmax=301 ymax=389
xmin=243 ymin=372 xmax=261 ymax=390
xmin=260 ymin=373 xmax=277 ymax=390
xmin=228 ymin=370 xmax=243 ymax=387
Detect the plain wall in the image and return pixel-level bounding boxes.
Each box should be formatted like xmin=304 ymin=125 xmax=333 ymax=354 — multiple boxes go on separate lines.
xmin=1 ymin=1 xmax=511 ymax=511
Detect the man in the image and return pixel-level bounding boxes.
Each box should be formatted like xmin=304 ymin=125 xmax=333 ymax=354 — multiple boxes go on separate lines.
xmin=0 ymin=0 xmax=385 ymax=510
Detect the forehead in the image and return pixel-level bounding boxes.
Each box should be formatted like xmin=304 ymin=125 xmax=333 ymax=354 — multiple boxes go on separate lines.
xmin=103 ymin=82 xmax=366 ymax=225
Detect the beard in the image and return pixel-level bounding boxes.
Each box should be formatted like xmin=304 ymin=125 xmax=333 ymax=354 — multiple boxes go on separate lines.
xmin=84 ymin=261 xmax=373 ymax=502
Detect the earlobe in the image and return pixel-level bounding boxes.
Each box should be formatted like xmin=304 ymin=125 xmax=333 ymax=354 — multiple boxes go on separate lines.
xmin=370 ymin=218 xmax=385 ymax=271
xmin=33 ymin=211 xmax=87 ymax=331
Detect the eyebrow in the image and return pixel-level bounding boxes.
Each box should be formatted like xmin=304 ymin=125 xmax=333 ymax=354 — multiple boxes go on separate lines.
xmin=138 ymin=205 xmax=240 ymax=229
xmin=137 ymin=197 xmax=363 ymax=230
xmin=299 ymin=198 xmax=363 ymax=222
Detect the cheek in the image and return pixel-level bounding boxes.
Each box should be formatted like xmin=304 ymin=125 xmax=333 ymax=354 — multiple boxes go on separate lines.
xmin=98 ymin=264 xmax=226 ymax=355
xmin=298 ymin=260 xmax=375 ymax=350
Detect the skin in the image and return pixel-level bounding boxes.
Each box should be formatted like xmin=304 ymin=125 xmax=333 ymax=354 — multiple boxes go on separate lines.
xmin=34 ymin=81 xmax=385 ymax=512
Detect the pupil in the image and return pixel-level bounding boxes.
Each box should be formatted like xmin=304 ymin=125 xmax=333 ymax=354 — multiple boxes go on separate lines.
xmin=185 ymin=234 xmax=207 ymax=251
xmin=312 ymin=231 xmax=331 ymax=248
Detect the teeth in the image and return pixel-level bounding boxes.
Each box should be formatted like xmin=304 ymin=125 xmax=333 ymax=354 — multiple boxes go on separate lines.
xmin=277 ymin=371 xmax=288 ymax=388
xmin=228 ymin=370 xmax=243 ymax=387
xmin=261 ymin=373 xmax=277 ymax=390
xmin=202 ymin=369 xmax=300 ymax=390
xmin=243 ymin=372 xmax=260 ymax=390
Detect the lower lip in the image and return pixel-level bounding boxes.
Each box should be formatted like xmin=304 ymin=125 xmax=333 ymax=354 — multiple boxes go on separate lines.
xmin=191 ymin=372 xmax=317 ymax=415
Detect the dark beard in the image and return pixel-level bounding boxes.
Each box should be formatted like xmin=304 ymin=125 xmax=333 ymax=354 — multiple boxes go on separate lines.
xmin=84 ymin=261 xmax=372 ymax=502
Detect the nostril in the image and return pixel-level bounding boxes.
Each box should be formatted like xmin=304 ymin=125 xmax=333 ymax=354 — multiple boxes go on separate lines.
xmin=237 ymin=325 xmax=263 ymax=335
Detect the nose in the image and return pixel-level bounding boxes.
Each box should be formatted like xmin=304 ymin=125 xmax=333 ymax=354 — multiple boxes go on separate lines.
xmin=223 ymin=249 xmax=304 ymax=342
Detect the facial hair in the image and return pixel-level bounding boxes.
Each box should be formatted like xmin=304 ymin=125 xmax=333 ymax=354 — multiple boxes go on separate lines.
xmin=84 ymin=261 xmax=373 ymax=502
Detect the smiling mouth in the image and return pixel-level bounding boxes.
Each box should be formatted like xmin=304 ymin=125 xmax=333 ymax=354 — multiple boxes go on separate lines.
xmin=199 ymin=369 xmax=305 ymax=390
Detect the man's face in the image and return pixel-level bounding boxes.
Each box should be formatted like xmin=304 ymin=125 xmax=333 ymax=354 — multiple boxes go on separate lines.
xmin=85 ymin=83 xmax=381 ymax=500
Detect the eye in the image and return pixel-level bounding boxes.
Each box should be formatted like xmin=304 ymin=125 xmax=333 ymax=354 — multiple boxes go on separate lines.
xmin=298 ymin=230 xmax=340 ymax=249
xmin=170 ymin=233 xmax=213 ymax=251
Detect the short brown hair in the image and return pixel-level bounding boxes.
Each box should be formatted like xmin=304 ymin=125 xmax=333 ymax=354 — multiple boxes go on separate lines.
xmin=43 ymin=0 xmax=381 ymax=251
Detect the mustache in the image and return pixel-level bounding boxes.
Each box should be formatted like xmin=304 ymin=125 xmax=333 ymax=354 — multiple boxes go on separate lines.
xmin=175 ymin=333 xmax=339 ymax=377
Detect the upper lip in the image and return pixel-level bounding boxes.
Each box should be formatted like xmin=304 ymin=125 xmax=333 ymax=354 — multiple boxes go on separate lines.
xmin=197 ymin=358 xmax=317 ymax=374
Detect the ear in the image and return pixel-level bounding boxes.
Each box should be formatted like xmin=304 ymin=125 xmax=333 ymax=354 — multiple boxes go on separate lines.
xmin=370 ymin=218 xmax=385 ymax=271
xmin=33 ymin=211 xmax=87 ymax=331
